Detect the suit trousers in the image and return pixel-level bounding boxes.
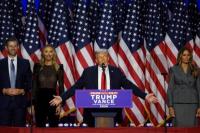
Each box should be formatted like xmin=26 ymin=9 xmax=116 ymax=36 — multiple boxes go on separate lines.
xmin=0 ymin=97 xmax=26 ymax=126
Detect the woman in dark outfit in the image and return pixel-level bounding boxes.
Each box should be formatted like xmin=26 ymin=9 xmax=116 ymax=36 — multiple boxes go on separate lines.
xmin=33 ymin=45 xmax=64 ymax=127
xmin=167 ymin=47 xmax=200 ymax=127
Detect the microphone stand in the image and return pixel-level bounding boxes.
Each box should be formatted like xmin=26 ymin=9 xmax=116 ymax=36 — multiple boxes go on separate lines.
xmin=161 ymin=72 xmax=168 ymax=133
xmin=29 ymin=79 xmax=33 ymax=133
xmin=30 ymin=94 xmax=33 ymax=133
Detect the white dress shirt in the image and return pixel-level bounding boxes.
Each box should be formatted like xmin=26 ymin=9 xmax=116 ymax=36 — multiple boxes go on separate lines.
xmin=8 ymin=56 xmax=17 ymax=78
xmin=98 ymin=65 xmax=110 ymax=90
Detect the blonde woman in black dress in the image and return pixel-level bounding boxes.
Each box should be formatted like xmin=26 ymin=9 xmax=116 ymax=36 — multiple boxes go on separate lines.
xmin=32 ymin=45 xmax=64 ymax=127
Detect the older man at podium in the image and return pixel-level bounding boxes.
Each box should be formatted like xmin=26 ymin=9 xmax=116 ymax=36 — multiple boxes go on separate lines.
xmin=50 ymin=49 xmax=157 ymax=127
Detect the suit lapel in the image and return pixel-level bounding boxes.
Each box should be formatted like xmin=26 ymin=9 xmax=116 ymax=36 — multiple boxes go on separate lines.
xmin=4 ymin=58 xmax=11 ymax=87
xmin=177 ymin=65 xmax=192 ymax=84
xmin=94 ymin=66 xmax=98 ymax=89
xmin=108 ymin=65 xmax=113 ymax=89
xmin=16 ymin=57 xmax=21 ymax=86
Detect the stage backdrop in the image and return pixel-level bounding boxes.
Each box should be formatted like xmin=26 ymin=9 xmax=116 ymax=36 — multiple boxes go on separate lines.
xmin=1 ymin=0 xmax=200 ymax=127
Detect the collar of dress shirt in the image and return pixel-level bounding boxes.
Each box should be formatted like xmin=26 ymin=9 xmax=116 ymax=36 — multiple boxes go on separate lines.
xmin=8 ymin=55 xmax=17 ymax=61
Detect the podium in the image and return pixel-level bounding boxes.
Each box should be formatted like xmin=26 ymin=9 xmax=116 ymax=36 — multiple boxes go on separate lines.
xmin=92 ymin=112 xmax=117 ymax=127
xmin=76 ymin=90 xmax=132 ymax=127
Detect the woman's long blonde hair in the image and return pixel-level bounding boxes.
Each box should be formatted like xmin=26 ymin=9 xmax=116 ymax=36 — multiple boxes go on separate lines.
xmin=40 ymin=45 xmax=59 ymax=71
xmin=177 ymin=47 xmax=198 ymax=77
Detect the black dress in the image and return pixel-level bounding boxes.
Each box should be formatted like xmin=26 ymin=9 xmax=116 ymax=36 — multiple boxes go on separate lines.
xmin=33 ymin=63 xmax=64 ymax=127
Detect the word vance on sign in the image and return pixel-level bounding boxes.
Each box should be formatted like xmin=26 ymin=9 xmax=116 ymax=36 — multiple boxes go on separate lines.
xmin=75 ymin=90 xmax=132 ymax=108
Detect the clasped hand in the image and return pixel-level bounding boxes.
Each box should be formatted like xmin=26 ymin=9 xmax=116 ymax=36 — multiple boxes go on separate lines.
xmin=3 ymin=88 xmax=25 ymax=96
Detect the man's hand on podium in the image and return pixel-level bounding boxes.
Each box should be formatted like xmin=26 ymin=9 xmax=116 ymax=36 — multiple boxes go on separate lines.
xmin=145 ymin=93 xmax=158 ymax=103
xmin=49 ymin=95 xmax=62 ymax=106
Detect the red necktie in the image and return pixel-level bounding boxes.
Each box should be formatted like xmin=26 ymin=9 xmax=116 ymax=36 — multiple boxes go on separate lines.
xmin=101 ymin=71 xmax=106 ymax=90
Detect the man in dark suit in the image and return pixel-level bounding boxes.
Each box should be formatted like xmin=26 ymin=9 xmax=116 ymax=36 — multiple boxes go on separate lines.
xmin=0 ymin=37 xmax=32 ymax=126
xmin=50 ymin=49 xmax=157 ymax=127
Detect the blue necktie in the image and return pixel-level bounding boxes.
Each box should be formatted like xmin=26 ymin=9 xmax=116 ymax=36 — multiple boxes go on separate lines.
xmin=10 ymin=59 xmax=16 ymax=88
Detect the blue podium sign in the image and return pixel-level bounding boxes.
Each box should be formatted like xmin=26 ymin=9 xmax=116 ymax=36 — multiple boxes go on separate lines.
xmin=75 ymin=90 xmax=132 ymax=108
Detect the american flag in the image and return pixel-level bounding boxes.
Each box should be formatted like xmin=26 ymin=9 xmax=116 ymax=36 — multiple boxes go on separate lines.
xmin=114 ymin=0 xmax=127 ymax=34
xmin=94 ymin=0 xmax=118 ymax=66
xmin=20 ymin=0 xmax=40 ymax=65
xmin=192 ymin=1 xmax=200 ymax=67
xmin=13 ymin=0 xmax=25 ymax=46
xmin=88 ymin=0 xmax=101 ymax=43
xmin=194 ymin=13 xmax=200 ymax=67
xmin=144 ymin=0 xmax=169 ymax=126
xmin=165 ymin=0 xmax=195 ymax=67
xmin=70 ymin=0 xmax=95 ymax=122
xmin=0 ymin=0 xmax=15 ymax=58
xmin=72 ymin=0 xmax=94 ymax=78
xmin=118 ymin=0 xmax=147 ymax=126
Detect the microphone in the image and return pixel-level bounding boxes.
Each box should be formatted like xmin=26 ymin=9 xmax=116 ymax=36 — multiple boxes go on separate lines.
xmin=101 ymin=63 xmax=106 ymax=71
xmin=160 ymin=70 xmax=168 ymax=133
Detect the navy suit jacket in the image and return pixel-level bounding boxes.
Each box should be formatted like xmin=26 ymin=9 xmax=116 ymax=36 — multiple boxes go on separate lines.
xmin=62 ymin=65 xmax=146 ymax=101
xmin=0 ymin=57 xmax=32 ymax=109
